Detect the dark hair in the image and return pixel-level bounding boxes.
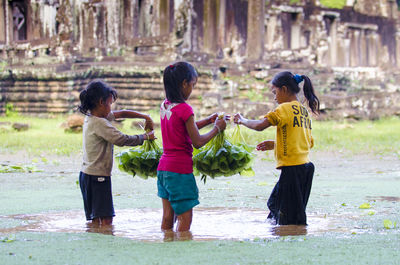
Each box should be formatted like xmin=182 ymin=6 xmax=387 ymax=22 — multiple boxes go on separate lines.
xmin=163 ymin=61 xmax=198 ymax=103
xmin=271 ymin=71 xmax=320 ymax=114
xmin=78 ymin=79 xmax=117 ymax=115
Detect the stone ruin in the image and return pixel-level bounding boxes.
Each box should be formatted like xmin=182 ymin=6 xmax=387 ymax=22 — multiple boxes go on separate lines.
xmin=0 ymin=0 xmax=400 ymax=120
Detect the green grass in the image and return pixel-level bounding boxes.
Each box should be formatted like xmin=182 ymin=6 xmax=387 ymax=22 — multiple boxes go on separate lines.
xmin=0 ymin=115 xmax=399 ymax=157
xmin=0 ymin=115 xmax=82 ymax=156
xmin=311 ymin=117 xmax=400 ymax=155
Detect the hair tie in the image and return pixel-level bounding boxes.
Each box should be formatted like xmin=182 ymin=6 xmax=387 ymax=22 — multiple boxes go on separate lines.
xmin=293 ymin=74 xmax=303 ymax=84
xmin=169 ymin=65 xmax=174 ymax=69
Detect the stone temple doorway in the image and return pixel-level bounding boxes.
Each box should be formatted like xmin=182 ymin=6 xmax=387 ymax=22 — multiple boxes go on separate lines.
xmin=11 ymin=0 xmax=27 ymax=41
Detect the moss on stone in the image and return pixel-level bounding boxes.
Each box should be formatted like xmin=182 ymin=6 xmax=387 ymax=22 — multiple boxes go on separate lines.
xmin=0 ymin=60 xmax=8 ymax=72
xmin=319 ymin=0 xmax=346 ymax=9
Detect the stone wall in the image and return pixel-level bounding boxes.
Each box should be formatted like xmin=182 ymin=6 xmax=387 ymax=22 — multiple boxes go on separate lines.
xmin=0 ymin=65 xmax=214 ymax=115
xmin=1 ymin=64 xmax=400 ymax=120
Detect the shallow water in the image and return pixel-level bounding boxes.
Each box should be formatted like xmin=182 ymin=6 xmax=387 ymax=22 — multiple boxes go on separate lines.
xmin=366 ymin=196 xmax=400 ymax=202
xmin=0 ymin=207 xmax=370 ymax=242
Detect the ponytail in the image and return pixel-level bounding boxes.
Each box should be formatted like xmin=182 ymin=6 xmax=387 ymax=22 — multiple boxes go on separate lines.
xmin=301 ymin=75 xmax=320 ymax=114
xmin=78 ymin=89 xmax=90 ymax=115
xmin=271 ymin=71 xmax=320 ymax=114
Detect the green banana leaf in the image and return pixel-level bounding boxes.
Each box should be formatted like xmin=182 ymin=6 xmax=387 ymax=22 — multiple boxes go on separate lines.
xmin=193 ymin=125 xmax=254 ymax=183
xmin=116 ymin=140 xmax=162 ymax=179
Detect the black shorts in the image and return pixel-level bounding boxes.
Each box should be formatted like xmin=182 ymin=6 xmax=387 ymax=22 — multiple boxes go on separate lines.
xmin=267 ymin=162 xmax=314 ymax=225
xmin=79 ymin=172 xmax=115 ymax=220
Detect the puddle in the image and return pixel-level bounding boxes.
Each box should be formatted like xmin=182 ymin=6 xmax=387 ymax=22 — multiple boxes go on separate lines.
xmin=0 ymin=208 xmax=366 ymax=242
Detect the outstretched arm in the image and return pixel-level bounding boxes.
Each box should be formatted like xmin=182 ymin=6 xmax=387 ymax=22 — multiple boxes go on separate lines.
xmin=196 ymin=113 xmax=218 ymax=129
xmin=186 ymin=115 xmax=226 ymax=149
xmin=233 ymin=113 xmax=271 ymax=131
xmin=113 ymin=110 xmax=154 ymax=130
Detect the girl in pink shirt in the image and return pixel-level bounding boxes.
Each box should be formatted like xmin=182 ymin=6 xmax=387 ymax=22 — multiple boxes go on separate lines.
xmin=157 ymin=62 xmax=227 ymax=233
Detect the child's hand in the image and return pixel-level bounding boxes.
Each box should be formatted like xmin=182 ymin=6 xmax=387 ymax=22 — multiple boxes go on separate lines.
xmin=144 ymin=116 xmax=154 ymax=131
xmin=207 ymin=113 xmax=218 ymax=124
xmin=233 ymin=113 xmax=245 ymax=124
xmin=144 ymin=130 xmax=156 ymax=140
xmin=256 ymin=140 xmax=275 ymax=151
xmin=208 ymin=113 xmax=230 ymax=124
xmin=214 ymin=115 xmax=227 ymax=132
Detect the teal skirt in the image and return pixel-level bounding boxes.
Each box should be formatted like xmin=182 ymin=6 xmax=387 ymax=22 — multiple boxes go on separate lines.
xmin=157 ymin=170 xmax=199 ymax=215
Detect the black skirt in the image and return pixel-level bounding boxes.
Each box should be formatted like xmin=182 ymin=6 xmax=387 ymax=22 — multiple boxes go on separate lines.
xmin=267 ymin=162 xmax=314 ymax=225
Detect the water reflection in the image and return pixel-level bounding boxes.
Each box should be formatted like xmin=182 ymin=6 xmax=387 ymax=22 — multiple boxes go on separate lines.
xmin=86 ymin=222 xmax=115 ymax=236
xmin=163 ymin=230 xmax=193 ymax=242
xmin=1 ymin=208 xmax=335 ymax=242
xmin=366 ymin=196 xmax=400 ymax=202
xmin=270 ymin=225 xmax=307 ymax=237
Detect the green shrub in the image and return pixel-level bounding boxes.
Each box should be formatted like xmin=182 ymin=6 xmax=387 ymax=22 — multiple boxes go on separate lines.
xmin=5 ymin=103 xmax=19 ymax=117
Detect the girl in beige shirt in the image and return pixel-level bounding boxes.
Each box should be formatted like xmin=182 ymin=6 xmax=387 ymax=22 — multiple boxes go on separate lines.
xmin=78 ymin=79 xmax=155 ymax=226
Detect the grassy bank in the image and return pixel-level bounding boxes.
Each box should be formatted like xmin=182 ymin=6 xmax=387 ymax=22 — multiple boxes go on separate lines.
xmin=0 ymin=114 xmax=399 ymax=157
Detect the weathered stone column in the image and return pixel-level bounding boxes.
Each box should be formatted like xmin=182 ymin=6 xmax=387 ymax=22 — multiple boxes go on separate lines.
xmin=105 ymin=0 xmax=121 ymax=48
xmin=217 ymin=0 xmax=226 ymax=58
xmin=190 ymin=0 xmax=203 ymax=53
xmin=265 ymin=14 xmax=277 ymax=51
xmin=203 ymin=0 xmax=218 ymax=54
xmin=322 ymin=12 xmax=340 ymax=66
xmin=396 ymin=31 xmax=400 ymax=68
xmin=360 ymin=29 xmax=367 ymax=66
xmin=5 ymin=0 xmax=10 ymax=45
xmin=330 ymin=18 xmax=338 ymax=66
xmin=160 ymin=0 xmax=174 ymax=35
xmin=388 ymin=0 xmax=398 ymax=19
xmin=246 ymin=0 xmax=264 ymax=61
xmin=349 ymin=28 xmax=360 ymax=67
xmin=0 ymin=0 xmax=5 ymax=44
xmin=366 ymin=31 xmax=378 ymax=66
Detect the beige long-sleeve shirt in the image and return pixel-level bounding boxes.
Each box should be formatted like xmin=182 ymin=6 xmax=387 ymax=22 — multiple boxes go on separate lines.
xmin=81 ymin=112 xmax=144 ymax=176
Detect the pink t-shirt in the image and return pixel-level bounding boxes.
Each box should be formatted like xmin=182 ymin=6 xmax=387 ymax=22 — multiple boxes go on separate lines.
xmin=157 ymin=100 xmax=194 ymax=174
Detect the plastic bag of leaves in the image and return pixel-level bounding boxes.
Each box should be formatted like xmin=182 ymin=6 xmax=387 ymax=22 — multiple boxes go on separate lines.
xmin=193 ymin=125 xmax=254 ymax=183
xmin=116 ymin=140 xmax=162 ymax=179
xmin=230 ymin=125 xmax=255 ymax=176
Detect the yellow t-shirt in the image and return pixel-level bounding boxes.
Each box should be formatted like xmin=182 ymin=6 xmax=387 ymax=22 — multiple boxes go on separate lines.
xmin=265 ymin=101 xmax=314 ymax=169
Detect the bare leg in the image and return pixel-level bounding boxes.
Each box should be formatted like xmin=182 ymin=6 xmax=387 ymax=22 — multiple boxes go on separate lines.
xmin=161 ymin=198 xmax=174 ymax=231
xmin=163 ymin=229 xmax=176 ymax=242
xmin=86 ymin=217 xmax=101 ymax=232
xmin=176 ymin=230 xmax=193 ymax=241
xmin=176 ymin=209 xmax=193 ymax=232
xmin=100 ymin=217 xmax=113 ymax=226
xmin=91 ymin=218 xmax=101 ymax=226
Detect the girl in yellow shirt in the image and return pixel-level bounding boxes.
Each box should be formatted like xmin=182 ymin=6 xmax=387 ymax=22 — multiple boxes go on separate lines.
xmin=234 ymin=71 xmax=320 ymax=225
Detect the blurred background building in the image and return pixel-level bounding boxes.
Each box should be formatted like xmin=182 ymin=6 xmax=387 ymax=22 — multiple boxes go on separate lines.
xmin=1 ymin=0 xmax=400 ymax=119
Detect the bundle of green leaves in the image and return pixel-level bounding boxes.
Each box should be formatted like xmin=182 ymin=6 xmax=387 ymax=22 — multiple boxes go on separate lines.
xmin=116 ymin=140 xmax=162 ymax=179
xmin=193 ymin=125 xmax=254 ymax=183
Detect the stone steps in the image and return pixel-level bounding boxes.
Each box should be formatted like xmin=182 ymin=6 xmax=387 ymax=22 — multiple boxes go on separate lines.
xmin=0 ymin=69 xmax=215 ymax=115
xmin=2 ymin=65 xmax=400 ymax=119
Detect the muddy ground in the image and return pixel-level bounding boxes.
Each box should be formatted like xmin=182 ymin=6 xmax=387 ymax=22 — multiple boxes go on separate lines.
xmin=0 ymin=151 xmax=399 ymax=264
